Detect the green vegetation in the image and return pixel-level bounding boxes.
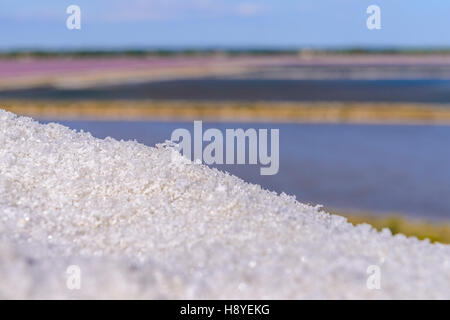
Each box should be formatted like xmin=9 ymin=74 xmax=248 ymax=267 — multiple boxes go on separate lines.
xmin=336 ymin=213 xmax=450 ymax=244
xmin=2 ymin=47 xmax=450 ymax=58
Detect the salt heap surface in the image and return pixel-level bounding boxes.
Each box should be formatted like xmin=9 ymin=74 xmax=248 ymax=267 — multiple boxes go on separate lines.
xmin=0 ymin=109 xmax=449 ymax=299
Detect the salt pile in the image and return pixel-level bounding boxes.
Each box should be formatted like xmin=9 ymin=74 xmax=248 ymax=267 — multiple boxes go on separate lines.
xmin=0 ymin=109 xmax=449 ymax=299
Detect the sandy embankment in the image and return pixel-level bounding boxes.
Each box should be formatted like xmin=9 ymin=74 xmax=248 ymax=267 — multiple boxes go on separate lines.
xmin=0 ymin=109 xmax=449 ymax=299
xmin=4 ymin=100 xmax=450 ymax=125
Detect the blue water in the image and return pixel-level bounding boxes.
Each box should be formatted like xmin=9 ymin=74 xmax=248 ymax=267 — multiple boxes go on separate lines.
xmin=3 ymin=79 xmax=450 ymax=103
xmin=43 ymin=120 xmax=450 ymax=221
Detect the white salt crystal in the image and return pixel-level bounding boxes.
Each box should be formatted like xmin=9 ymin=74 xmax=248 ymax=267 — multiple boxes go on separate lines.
xmin=0 ymin=109 xmax=449 ymax=299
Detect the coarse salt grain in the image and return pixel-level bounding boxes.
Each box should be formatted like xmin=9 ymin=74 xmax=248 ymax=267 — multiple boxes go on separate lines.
xmin=0 ymin=109 xmax=449 ymax=299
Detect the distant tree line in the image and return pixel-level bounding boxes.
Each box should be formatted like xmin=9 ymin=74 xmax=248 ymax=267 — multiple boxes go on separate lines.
xmin=1 ymin=47 xmax=450 ymax=58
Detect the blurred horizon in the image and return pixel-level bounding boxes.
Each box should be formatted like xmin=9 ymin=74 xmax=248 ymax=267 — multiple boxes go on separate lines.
xmin=3 ymin=47 xmax=450 ymax=56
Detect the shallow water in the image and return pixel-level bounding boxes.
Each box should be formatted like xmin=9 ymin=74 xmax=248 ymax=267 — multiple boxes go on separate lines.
xmin=4 ymin=79 xmax=450 ymax=103
xmin=43 ymin=120 xmax=450 ymax=221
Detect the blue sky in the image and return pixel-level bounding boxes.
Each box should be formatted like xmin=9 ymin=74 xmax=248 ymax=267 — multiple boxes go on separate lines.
xmin=0 ymin=0 xmax=449 ymax=50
